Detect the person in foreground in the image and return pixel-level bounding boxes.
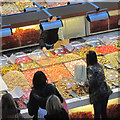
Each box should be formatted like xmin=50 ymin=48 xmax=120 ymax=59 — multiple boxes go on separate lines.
xmin=44 ymin=95 xmax=69 ymax=120
xmin=86 ymin=50 xmax=112 ymax=120
xmin=27 ymin=71 xmax=63 ymax=120
xmin=1 ymin=93 xmax=24 ymax=120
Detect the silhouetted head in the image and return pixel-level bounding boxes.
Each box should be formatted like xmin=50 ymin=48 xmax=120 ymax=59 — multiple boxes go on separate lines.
xmin=2 ymin=93 xmax=19 ymax=119
xmin=86 ymin=50 xmax=98 ymax=66
xmin=33 ymin=71 xmax=47 ymax=89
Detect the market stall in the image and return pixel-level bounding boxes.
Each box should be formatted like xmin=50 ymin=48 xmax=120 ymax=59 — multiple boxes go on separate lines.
xmin=0 ymin=32 xmax=119 ymax=110
xmin=0 ymin=2 xmax=120 ymax=119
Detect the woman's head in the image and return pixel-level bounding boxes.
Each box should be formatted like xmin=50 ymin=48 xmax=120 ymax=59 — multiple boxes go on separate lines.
xmin=46 ymin=95 xmax=63 ymax=114
xmin=86 ymin=50 xmax=97 ymax=66
xmin=2 ymin=93 xmax=19 ymax=119
xmin=33 ymin=71 xmax=47 ymax=89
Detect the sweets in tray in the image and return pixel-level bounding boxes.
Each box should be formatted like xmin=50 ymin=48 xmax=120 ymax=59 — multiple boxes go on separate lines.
xmin=15 ymin=2 xmax=34 ymax=11
xmin=20 ymin=61 xmax=41 ymax=71
xmin=98 ymin=51 xmax=119 ymax=69
xmin=64 ymin=59 xmax=87 ymax=76
xmin=15 ymin=56 xmax=32 ymax=64
xmin=56 ymin=77 xmax=88 ymax=99
xmin=27 ymin=52 xmax=47 ymax=61
xmin=44 ymin=64 xmax=72 ymax=82
xmin=75 ymin=47 xmax=100 ymax=58
xmin=23 ymin=67 xmax=51 ymax=86
xmin=36 ymin=57 xmax=61 ymax=67
xmin=1 ymin=2 xmax=20 ymax=15
xmin=95 ymin=45 xmax=119 ymax=54
xmin=36 ymin=53 xmax=81 ymax=67
xmin=2 ymin=71 xmax=30 ymax=91
xmin=1 ymin=64 xmax=21 ymax=75
xmin=104 ymin=69 xmax=119 ymax=89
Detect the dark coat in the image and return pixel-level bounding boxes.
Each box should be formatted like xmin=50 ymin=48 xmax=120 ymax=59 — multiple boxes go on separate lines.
xmin=27 ymin=83 xmax=63 ymax=120
xmin=44 ymin=108 xmax=69 ymax=120
xmin=39 ymin=28 xmax=59 ymax=46
xmin=87 ymin=63 xmax=112 ymax=104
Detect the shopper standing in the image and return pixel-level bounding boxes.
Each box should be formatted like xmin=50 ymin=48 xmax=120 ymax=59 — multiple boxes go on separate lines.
xmin=39 ymin=28 xmax=59 ymax=49
xmin=27 ymin=71 xmax=63 ymax=120
xmin=1 ymin=93 xmax=24 ymax=120
xmin=86 ymin=50 xmax=112 ymax=120
xmin=44 ymin=95 xmax=69 ymax=120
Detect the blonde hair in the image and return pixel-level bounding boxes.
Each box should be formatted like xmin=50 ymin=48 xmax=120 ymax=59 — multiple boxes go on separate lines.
xmin=46 ymin=95 xmax=63 ymax=115
xmin=2 ymin=93 xmax=19 ymax=119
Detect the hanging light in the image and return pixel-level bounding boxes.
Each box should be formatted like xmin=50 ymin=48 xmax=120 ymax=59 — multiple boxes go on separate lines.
xmin=86 ymin=2 xmax=109 ymax=22
xmin=86 ymin=11 xmax=109 ymax=22
xmin=67 ymin=1 xmax=83 ymax=5
xmin=24 ymin=7 xmax=40 ymax=12
xmin=40 ymin=19 xmax=63 ymax=31
xmin=0 ymin=27 xmax=12 ymax=37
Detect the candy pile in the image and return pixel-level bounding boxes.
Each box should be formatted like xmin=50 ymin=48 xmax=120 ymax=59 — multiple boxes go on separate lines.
xmin=44 ymin=64 xmax=72 ymax=82
xmin=23 ymin=67 xmax=51 ymax=86
xmin=64 ymin=59 xmax=87 ymax=75
xmin=2 ymin=2 xmax=20 ymax=15
xmin=1 ymin=64 xmax=21 ymax=75
xmin=95 ymin=45 xmax=119 ymax=54
xmin=2 ymin=71 xmax=30 ymax=91
xmin=15 ymin=2 xmax=34 ymax=11
xmin=20 ymin=61 xmax=41 ymax=71
xmin=75 ymin=47 xmax=99 ymax=58
xmin=56 ymin=77 xmax=88 ymax=99
xmin=15 ymin=56 xmax=32 ymax=64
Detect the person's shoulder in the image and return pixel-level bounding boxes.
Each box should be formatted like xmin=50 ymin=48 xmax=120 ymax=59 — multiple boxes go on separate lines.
xmin=47 ymin=83 xmax=55 ymax=87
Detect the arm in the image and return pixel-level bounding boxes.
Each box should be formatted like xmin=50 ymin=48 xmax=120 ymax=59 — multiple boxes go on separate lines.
xmin=50 ymin=84 xmax=63 ymax=103
xmin=27 ymin=91 xmax=39 ymax=116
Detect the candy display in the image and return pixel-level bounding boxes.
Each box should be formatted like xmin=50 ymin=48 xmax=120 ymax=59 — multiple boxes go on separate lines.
xmin=20 ymin=28 xmax=40 ymax=46
xmin=56 ymin=77 xmax=88 ymax=99
xmin=64 ymin=59 xmax=87 ymax=76
xmin=17 ymin=88 xmax=31 ymax=109
xmin=95 ymin=45 xmax=119 ymax=54
xmin=2 ymin=29 xmax=20 ymax=50
xmin=2 ymin=2 xmax=20 ymax=16
xmin=75 ymin=47 xmax=99 ymax=58
xmin=59 ymin=53 xmax=81 ymax=63
xmin=27 ymin=52 xmax=47 ymax=61
xmin=15 ymin=56 xmax=32 ymax=64
xmin=15 ymin=2 xmax=34 ymax=11
xmin=23 ymin=67 xmax=51 ymax=86
xmin=44 ymin=64 xmax=72 ymax=82
xmin=104 ymin=69 xmax=119 ymax=89
xmin=36 ymin=57 xmax=61 ymax=67
xmin=1 ymin=64 xmax=21 ymax=75
xmin=2 ymin=71 xmax=30 ymax=91
xmin=104 ymin=52 xmax=119 ymax=69
xmin=20 ymin=61 xmax=41 ymax=71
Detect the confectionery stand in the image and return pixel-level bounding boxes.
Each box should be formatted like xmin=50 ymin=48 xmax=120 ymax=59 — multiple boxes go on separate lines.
xmin=0 ymin=1 xmax=120 ymax=118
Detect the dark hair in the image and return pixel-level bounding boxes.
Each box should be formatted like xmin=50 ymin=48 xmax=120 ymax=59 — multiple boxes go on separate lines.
xmin=33 ymin=71 xmax=47 ymax=89
xmin=2 ymin=93 xmax=19 ymax=119
xmin=86 ymin=50 xmax=97 ymax=66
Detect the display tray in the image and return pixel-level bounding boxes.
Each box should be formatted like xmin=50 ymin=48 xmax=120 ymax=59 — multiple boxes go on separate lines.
xmin=36 ymin=53 xmax=81 ymax=67
xmin=2 ymin=71 xmax=31 ymax=92
xmin=22 ymin=67 xmax=51 ymax=86
xmin=64 ymin=59 xmax=86 ymax=76
xmin=20 ymin=61 xmax=41 ymax=71
xmin=44 ymin=63 xmax=72 ymax=82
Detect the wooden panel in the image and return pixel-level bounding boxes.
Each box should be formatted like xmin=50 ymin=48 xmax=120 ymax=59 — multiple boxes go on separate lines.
xmin=90 ymin=19 xmax=108 ymax=33
xmin=109 ymin=15 xmax=120 ymax=29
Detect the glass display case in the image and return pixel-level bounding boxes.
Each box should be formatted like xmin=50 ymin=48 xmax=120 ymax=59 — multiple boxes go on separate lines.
xmin=2 ymin=24 xmax=40 ymax=50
